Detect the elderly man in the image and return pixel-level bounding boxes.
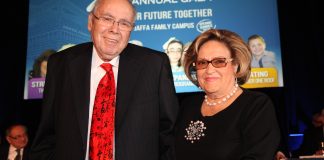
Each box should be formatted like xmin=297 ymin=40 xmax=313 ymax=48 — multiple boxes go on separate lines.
xmin=0 ymin=124 xmax=29 ymax=160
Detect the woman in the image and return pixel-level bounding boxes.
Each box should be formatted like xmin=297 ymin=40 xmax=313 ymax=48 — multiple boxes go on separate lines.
xmin=166 ymin=39 xmax=184 ymax=72
xmin=29 ymin=49 xmax=56 ymax=79
xmin=175 ymin=29 xmax=280 ymax=159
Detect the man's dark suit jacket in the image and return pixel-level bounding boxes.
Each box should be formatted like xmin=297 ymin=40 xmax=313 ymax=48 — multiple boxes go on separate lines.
xmin=294 ymin=126 xmax=324 ymax=156
xmin=30 ymin=42 xmax=179 ymax=160
xmin=0 ymin=143 xmax=29 ymax=160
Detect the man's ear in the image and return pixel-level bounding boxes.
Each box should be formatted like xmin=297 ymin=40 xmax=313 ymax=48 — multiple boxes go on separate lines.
xmin=88 ymin=14 xmax=93 ymax=32
xmin=6 ymin=136 xmax=11 ymax=144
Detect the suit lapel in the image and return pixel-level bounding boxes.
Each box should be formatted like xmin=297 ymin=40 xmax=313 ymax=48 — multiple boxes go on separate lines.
xmin=68 ymin=43 xmax=92 ymax=149
xmin=66 ymin=43 xmax=144 ymax=146
xmin=22 ymin=147 xmax=29 ymax=160
xmin=115 ymin=45 xmax=143 ymax=134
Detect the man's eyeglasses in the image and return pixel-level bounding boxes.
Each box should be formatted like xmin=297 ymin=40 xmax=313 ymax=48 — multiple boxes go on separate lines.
xmin=8 ymin=134 xmax=27 ymax=140
xmin=168 ymin=49 xmax=182 ymax=53
xmin=193 ymin=57 xmax=233 ymax=70
xmin=92 ymin=13 xmax=134 ymax=31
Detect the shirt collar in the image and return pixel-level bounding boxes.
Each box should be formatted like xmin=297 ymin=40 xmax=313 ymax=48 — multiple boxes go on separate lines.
xmin=9 ymin=145 xmax=23 ymax=153
xmin=92 ymin=46 xmax=120 ymax=69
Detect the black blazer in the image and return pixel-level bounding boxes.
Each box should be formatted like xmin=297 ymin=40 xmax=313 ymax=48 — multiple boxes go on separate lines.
xmin=30 ymin=42 xmax=179 ymax=160
xmin=0 ymin=143 xmax=29 ymax=160
xmin=294 ymin=126 xmax=324 ymax=156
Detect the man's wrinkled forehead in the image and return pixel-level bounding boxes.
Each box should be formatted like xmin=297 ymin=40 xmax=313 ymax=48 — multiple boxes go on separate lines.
xmin=87 ymin=0 xmax=136 ymax=18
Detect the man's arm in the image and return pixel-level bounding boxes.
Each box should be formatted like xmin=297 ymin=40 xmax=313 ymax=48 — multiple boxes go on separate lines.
xmin=29 ymin=55 xmax=60 ymax=160
xmin=158 ymin=53 xmax=179 ymax=160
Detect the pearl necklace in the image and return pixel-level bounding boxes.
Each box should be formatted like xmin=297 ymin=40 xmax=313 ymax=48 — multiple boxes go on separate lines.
xmin=204 ymin=83 xmax=239 ymax=106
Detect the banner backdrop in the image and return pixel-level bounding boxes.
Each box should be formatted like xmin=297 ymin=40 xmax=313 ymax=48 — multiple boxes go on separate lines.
xmin=24 ymin=0 xmax=283 ymax=99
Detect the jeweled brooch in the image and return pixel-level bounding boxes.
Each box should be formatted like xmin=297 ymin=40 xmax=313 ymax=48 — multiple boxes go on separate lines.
xmin=184 ymin=120 xmax=206 ymax=143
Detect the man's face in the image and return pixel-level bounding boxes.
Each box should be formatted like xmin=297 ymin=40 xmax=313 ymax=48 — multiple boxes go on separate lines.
xmin=6 ymin=126 xmax=28 ymax=149
xmin=312 ymin=112 xmax=324 ymax=127
xmin=88 ymin=0 xmax=135 ymax=61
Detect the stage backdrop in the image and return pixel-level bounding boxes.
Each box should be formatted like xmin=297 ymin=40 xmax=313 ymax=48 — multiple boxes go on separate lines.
xmin=24 ymin=0 xmax=283 ymax=99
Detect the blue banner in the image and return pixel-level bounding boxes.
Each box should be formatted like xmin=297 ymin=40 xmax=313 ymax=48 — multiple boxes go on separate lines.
xmin=24 ymin=0 xmax=283 ymax=99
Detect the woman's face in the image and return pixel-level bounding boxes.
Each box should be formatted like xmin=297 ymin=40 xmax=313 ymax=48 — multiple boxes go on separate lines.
xmin=196 ymin=40 xmax=237 ymax=95
xmin=167 ymin=42 xmax=182 ymax=64
xmin=248 ymin=38 xmax=265 ymax=56
xmin=40 ymin=61 xmax=48 ymax=78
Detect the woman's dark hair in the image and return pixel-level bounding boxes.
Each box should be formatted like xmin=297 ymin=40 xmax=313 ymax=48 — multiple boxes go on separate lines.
xmin=29 ymin=49 xmax=56 ymax=78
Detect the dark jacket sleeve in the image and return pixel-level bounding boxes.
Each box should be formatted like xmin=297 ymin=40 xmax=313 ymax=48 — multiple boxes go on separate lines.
xmin=29 ymin=53 xmax=61 ymax=160
xmin=294 ymin=127 xmax=323 ymax=156
xmin=158 ymin=53 xmax=179 ymax=160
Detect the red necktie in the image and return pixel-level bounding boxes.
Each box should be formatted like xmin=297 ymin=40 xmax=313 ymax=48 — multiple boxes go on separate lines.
xmin=89 ymin=63 xmax=115 ymax=160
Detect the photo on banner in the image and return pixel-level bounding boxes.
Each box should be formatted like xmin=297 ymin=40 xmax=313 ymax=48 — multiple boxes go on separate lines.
xmin=24 ymin=0 xmax=283 ymax=99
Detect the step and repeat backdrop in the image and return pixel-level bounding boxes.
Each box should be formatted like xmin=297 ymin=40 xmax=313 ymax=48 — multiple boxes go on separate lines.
xmin=25 ymin=0 xmax=283 ymax=99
